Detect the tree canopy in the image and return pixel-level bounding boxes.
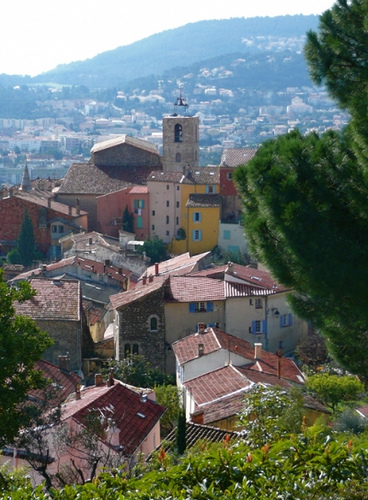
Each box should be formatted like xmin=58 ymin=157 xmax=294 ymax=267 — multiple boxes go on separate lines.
xmin=0 ymin=272 xmax=53 ymax=445
xmin=234 ymin=0 xmax=368 ymax=379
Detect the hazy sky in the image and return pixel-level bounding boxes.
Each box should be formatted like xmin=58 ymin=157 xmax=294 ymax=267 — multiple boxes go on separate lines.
xmin=2 ymin=0 xmax=335 ymax=76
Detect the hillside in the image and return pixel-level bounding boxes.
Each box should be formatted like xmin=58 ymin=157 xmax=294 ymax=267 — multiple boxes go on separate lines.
xmin=30 ymin=15 xmax=318 ymax=88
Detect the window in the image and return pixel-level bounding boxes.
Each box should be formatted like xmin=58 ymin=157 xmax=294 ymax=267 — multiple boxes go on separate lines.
xmin=151 ymin=224 xmax=155 ymax=230
xmin=166 ymin=184 xmax=169 ymax=190
xmin=176 ymin=217 xmax=179 ymax=225
xmin=166 ymin=200 xmax=170 ymax=207
xmin=255 ymin=298 xmax=263 ymax=309
xmin=250 ymin=320 xmax=267 ymax=334
xmin=136 ymin=216 xmax=143 ymax=229
xmin=206 ymin=185 xmax=215 ymax=194
xmin=192 ymin=229 xmax=202 ymax=241
xmin=176 ymin=152 xmax=181 ymax=162
xmin=176 ymin=186 xmax=180 ymax=191
xmin=174 ymin=123 xmax=183 ymax=142
xmin=166 ymin=215 xmax=169 ymax=224
xmin=152 ymin=210 xmax=155 ymax=216
xmin=223 ymin=230 xmax=231 ymax=240
xmin=52 ymin=224 xmax=64 ymax=234
xmin=176 ymin=201 xmax=179 ymax=208
xmin=193 ymin=212 xmax=201 ymax=222
xmin=280 ymin=313 xmax=293 ymax=328
xmin=227 ymin=172 xmax=233 ymax=180
xmin=189 ymin=301 xmax=214 ymax=313
xmin=166 ymin=230 xmax=170 ymax=236
xmin=125 ymin=344 xmax=139 ymax=356
xmin=150 ymin=317 xmax=158 ymax=331
xmin=133 ymin=344 xmax=139 ymax=355
xmin=52 ymin=226 xmax=57 ymax=233
xmin=134 ymin=199 xmax=145 ymax=210
xmin=124 ymin=344 xmax=131 ymax=357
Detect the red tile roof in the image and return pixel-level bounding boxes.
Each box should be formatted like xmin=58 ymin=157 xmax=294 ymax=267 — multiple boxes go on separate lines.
xmin=220 ymin=148 xmax=258 ymax=168
xmin=110 ymin=276 xmax=166 ymax=310
xmin=12 ymin=189 xmax=87 ymax=217
xmin=31 ymin=359 xmax=81 ymax=406
xmin=168 ymin=276 xmax=225 ymax=302
xmin=62 ymin=381 xmax=166 ymax=455
xmin=14 ymin=278 xmax=81 ymax=321
xmin=184 ymin=365 xmax=252 ymax=406
xmin=91 ymin=135 xmax=158 ymax=155
xmin=143 ymin=251 xmax=210 ymax=279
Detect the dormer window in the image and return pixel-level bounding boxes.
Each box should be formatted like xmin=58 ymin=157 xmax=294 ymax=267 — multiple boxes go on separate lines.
xmin=174 ymin=124 xmax=183 ymax=142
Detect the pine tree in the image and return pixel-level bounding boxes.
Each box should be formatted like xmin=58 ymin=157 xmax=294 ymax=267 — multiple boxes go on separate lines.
xmin=18 ymin=209 xmax=35 ymax=267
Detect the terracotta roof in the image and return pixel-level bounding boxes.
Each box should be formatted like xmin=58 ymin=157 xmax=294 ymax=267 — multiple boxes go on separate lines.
xmin=148 ymin=166 xmax=219 ymax=185
xmin=14 ymin=278 xmax=80 ymax=321
xmin=169 ymin=276 xmax=225 ymax=302
xmin=164 ymin=422 xmax=240 ymax=449
xmin=184 ymin=365 xmax=253 ymax=406
xmin=110 ymin=276 xmax=166 ymax=310
xmin=186 ymin=193 xmax=221 ymax=208
xmin=173 ymin=327 xmax=254 ymax=366
xmin=82 ymin=300 xmax=107 ymax=325
xmin=58 ymin=164 xmax=154 ymax=195
xmin=173 ymin=327 xmax=305 ymax=385
xmin=197 ymin=391 xmax=248 ymax=425
xmin=220 ymin=148 xmax=258 ymax=168
xmin=31 ymin=359 xmax=81 ymax=406
xmin=142 ymin=251 xmax=211 ymax=279
xmin=61 ymin=381 xmax=166 ymax=456
xmin=129 ymin=185 xmax=148 ymax=194
xmin=91 ymin=135 xmax=158 ymax=155
xmin=10 ymin=189 xmax=87 ymax=217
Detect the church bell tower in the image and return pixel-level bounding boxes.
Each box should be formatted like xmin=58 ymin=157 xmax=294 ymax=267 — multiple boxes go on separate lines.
xmin=162 ymin=91 xmax=199 ymax=172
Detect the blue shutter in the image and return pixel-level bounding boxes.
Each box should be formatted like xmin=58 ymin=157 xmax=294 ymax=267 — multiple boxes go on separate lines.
xmin=208 ymin=323 xmax=214 ymax=327
xmin=289 ymin=314 xmax=293 ymax=326
xmin=189 ymin=303 xmax=196 ymax=313
xmin=251 ymin=320 xmax=257 ymax=334
xmin=207 ymin=301 xmax=214 ymax=312
xmin=262 ymin=320 xmax=267 ymax=334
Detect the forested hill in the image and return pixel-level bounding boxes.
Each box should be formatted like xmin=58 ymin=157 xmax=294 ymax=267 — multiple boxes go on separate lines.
xmin=0 ymin=15 xmax=318 ymax=89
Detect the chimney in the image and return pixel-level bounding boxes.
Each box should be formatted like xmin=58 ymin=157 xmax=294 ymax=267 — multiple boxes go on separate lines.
xmin=142 ymin=275 xmax=147 ymax=285
xmin=76 ymin=384 xmax=81 ymax=400
xmin=58 ymin=354 xmax=70 ymax=372
xmin=118 ymin=267 xmax=123 ymax=275
xmin=107 ymin=418 xmax=120 ymax=447
xmin=154 ymin=262 xmax=159 ymax=276
xmin=89 ymin=237 xmax=93 ymax=245
xmin=107 ymin=369 xmax=114 ymax=387
xmin=95 ymin=373 xmax=103 ymax=387
xmin=197 ymin=322 xmax=206 ymax=334
xmin=47 ymin=198 xmax=51 ymax=209
xmin=254 ymin=343 xmax=262 ymax=359
xmin=276 ymin=350 xmax=283 ymax=379
xmin=68 ymin=205 xmax=72 ymax=215
xmin=76 ymin=197 xmax=80 ymax=215
xmin=148 ymin=274 xmax=154 ymax=283
xmin=191 ymin=410 xmax=204 ymax=425
xmin=198 ymin=343 xmax=204 ymax=357
xmin=140 ymin=392 xmax=148 ymax=403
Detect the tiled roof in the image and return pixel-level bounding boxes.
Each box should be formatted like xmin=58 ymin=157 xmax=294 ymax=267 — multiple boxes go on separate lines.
xmin=172 ymin=327 xmax=254 ymax=366
xmin=62 ymin=381 xmax=166 ymax=456
xmin=110 ymin=276 xmax=166 ymax=310
xmin=163 ymin=422 xmax=240 ymax=449
xmin=129 ymin=185 xmax=148 ymax=194
xmin=220 ymin=148 xmax=258 ymax=168
xmin=82 ymin=300 xmax=107 ymax=325
xmin=31 ymin=359 xmax=81 ymax=406
xmin=168 ymin=276 xmax=225 ymax=302
xmin=58 ymin=164 xmax=154 ymax=195
xmin=148 ymin=166 xmax=219 ymax=185
xmin=184 ymin=365 xmax=252 ymax=406
xmin=173 ymin=327 xmax=305 ymax=385
xmin=91 ymin=135 xmax=158 ymax=155
xmin=14 ymin=278 xmax=80 ymax=321
xmin=197 ymin=391 xmax=248 ymax=425
xmin=186 ymin=193 xmax=221 ymax=208
xmin=142 ymin=251 xmax=210 ymax=279
xmin=11 ymin=189 xmax=87 ymax=217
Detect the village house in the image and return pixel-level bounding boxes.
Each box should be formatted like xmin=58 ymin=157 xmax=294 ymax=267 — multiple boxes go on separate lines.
xmin=13 ymin=278 xmax=94 ymax=374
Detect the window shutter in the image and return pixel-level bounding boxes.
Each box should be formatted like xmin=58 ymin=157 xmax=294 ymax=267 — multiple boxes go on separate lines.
xmin=189 ymin=303 xmax=196 ymax=313
xmin=289 ymin=313 xmax=293 ymax=326
xmin=251 ymin=320 xmax=257 ymax=334
xmin=262 ymin=320 xmax=267 ymax=334
xmin=207 ymin=301 xmax=214 ymax=312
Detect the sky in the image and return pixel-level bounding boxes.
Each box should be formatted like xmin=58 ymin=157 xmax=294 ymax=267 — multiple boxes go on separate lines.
xmin=2 ymin=0 xmax=335 ymax=77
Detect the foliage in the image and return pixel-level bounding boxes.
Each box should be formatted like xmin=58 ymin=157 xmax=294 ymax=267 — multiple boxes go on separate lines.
xmin=295 ymin=325 xmax=329 ymax=369
xmin=334 ymin=409 xmax=368 ymax=435
xmin=175 ymin=227 xmax=186 ymax=241
xmin=0 ymin=272 xmax=53 ymax=445
xmin=176 ymin=409 xmax=186 ymax=455
xmin=107 ymin=355 xmax=174 ymax=388
xmin=6 ymin=248 xmax=21 ymax=264
xmin=238 ymin=385 xmax=305 ymax=448
xmin=234 ymin=128 xmax=368 ymax=379
xmin=17 ymin=209 xmax=35 ymax=267
xmin=122 ymin=205 xmax=134 ymax=233
xmin=306 ymin=373 xmax=364 ymax=412
xmin=142 ymin=235 xmax=167 ymax=264
xmin=154 ymin=384 xmax=181 ymax=438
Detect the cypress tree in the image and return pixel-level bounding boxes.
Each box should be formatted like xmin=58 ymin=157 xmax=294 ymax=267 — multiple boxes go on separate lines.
xmin=18 ymin=209 xmax=35 ymax=267
xmin=176 ymin=409 xmax=186 ymax=455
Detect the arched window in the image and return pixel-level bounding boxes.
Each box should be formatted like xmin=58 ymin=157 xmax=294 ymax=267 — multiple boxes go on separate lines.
xmin=150 ymin=317 xmax=158 ymax=331
xmin=174 ymin=124 xmax=183 ymax=142
xmin=176 ymin=152 xmax=181 ymax=162
xmin=133 ymin=344 xmax=139 ymax=355
xmin=124 ymin=344 xmax=131 ymax=357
